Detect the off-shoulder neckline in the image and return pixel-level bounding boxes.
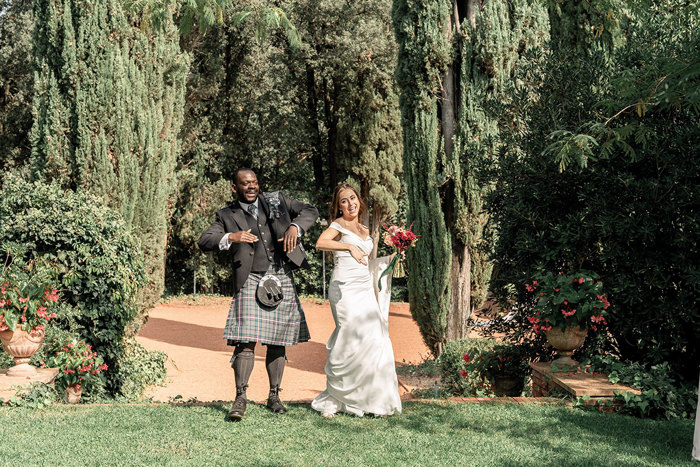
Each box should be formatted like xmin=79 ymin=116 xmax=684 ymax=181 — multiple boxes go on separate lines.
xmin=331 ymin=221 xmax=372 ymax=242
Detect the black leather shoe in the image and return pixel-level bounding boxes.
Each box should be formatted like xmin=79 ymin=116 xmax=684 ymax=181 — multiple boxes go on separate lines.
xmin=267 ymin=386 xmax=287 ymax=414
xmin=228 ymin=387 xmax=247 ymax=420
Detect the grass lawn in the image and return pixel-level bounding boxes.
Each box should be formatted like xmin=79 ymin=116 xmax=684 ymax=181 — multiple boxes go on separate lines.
xmin=0 ymin=401 xmax=694 ymax=466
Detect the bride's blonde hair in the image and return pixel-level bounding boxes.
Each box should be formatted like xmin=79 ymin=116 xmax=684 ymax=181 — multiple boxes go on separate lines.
xmin=329 ymin=183 xmax=366 ymax=223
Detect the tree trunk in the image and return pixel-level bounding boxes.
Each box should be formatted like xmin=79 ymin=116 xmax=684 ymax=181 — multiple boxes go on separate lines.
xmin=306 ymin=65 xmax=324 ymax=190
xmin=442 ymin=3 xmax=455 ymax=161
xmin=360 ymin=179 xmax=371 ymax=226
xmin=446 ymin=241 xmax=471 ymax=341
xmin=324 ymin=77 xmax=339 ymax=190
xmin=443 ymin=1 xmax=470 ymax=342
xmin=466 ymin=0 xmax=477 ymax=28
xmin=369 ymin=203 xmax=384 ymax=259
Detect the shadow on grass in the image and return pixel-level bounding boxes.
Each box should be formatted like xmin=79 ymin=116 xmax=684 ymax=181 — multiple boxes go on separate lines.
xmin=278 ymin=401 xmax=695 ymax=466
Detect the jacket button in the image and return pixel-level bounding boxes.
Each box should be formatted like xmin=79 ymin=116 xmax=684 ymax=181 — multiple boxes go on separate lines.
xmin=250 ymin=252 xmax=254 ymax=256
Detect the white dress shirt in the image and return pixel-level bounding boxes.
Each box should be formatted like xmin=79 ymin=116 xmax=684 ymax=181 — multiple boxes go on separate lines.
xmin=219 ymin=199 xmax=300 ymax=250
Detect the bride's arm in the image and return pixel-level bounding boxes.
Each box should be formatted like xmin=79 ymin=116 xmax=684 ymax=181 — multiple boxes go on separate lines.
xmin=316 ymin=227 xmax=367 ymax=265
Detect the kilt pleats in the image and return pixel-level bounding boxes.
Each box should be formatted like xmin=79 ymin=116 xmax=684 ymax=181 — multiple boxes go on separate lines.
xmin=224 ymin=263 xmax=310 ymax=346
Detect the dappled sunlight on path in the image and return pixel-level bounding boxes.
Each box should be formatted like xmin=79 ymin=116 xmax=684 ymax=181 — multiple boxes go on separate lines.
xmin=136 ymin=297 xmax=429 ymax=403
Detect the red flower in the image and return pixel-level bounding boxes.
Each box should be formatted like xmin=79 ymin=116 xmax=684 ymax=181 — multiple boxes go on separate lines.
xmin=459 ymin=369 xmax=468 ymax=378
xmin=463 ymin=353 xmax=471 ymax=363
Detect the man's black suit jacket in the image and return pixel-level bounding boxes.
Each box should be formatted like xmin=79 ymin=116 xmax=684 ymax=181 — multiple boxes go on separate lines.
xmin=197 ymin=192 xmax=319 ymax=293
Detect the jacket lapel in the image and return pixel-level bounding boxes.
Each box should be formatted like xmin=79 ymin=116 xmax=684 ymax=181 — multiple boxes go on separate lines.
xmin=230 ymin=201 xmax=248 ymax=232
xmin=258 ymin=194 xmax=270 ymax=220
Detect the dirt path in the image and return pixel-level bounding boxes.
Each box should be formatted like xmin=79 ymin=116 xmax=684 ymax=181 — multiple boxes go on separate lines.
xmin=136 ymin=297 xmax=431 ymax=403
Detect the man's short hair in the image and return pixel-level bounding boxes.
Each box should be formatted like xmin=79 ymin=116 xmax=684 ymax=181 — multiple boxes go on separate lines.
xmin=234 ymin=167 xmax=256 ymax=184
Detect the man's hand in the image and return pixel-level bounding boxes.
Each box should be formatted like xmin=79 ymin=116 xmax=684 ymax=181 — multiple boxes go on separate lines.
xmin=229 ymin=229 xmax=258 ymax=243
xmin=278 ymin=225 xmax=299 ymax=253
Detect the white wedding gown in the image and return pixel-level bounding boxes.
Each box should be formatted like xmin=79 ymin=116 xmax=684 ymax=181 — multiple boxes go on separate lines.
xmin=311 ymin=222 xmax=402 ymax=417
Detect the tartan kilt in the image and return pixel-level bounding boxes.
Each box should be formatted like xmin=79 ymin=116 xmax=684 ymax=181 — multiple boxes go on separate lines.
xmin=224 ymin=263 xmax=310 ymax=347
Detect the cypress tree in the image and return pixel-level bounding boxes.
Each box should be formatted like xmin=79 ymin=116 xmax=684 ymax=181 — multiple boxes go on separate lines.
xmin=393 ymin=0 xmax=548 ymax=353
xmin=30 ymin=0 xmax=188 ymax=303
xmin=0 ymin=0 xmax=34 ymax=170
xmin=334 ymin=0 xmax=403 ymax=256
xmin=393 ymin=0 xmax=451 ymax=353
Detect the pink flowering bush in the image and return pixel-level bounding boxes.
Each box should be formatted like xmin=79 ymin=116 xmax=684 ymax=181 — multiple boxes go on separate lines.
xmin=0 ymin=280 xmax=59 ymax=333
xmin=461 ymin=343 xmax=530 ymax=379
xmin=525 ymin=271 xmax=610 ymax=333
xmin=44 ymin=339 xmax=108 ymax=390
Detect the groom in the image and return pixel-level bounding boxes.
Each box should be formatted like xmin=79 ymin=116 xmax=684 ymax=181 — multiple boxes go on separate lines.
xmin=198 ymin=168 xmax=318 ymax=419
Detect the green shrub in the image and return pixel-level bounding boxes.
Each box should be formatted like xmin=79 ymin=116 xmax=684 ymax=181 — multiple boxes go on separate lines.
xmin=486 ymin=4 xmax=700 ymax=383
xmin=0 ymin=174 xmax=146 ymax=393
xmin=583 ymin=355 xmax=697 ymax=420
xmin=438 ymin=338 xmax=497 ymax=396
xmin=3 ymin=382 xmax=58 ymax=408
xmin=464 ymin=343 xmax=531 ymax=378
xmin=116 ymin=338 xmax=168 ymax=400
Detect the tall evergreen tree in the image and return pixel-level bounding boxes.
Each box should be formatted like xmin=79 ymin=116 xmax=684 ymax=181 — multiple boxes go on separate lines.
xmin=393 ymin=0 xmax=548 ymax=353
xmin=30 ymin=0 xmax=187 ymax=303
xmin=0 ymin=0 xmax=34 ymax=171
xmin=331 ymin=0 xmax=403 ymax=255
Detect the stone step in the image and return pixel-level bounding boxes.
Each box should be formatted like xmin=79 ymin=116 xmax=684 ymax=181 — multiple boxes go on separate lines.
xmin=0 ymin=368 xmax=59 ymax=401
xmin=530 ymin=361 xmax=641 ymax=399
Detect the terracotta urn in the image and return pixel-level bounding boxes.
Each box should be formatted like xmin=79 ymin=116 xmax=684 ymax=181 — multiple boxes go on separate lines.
xmin=65 ymin=384 xmax=83 ymax=404
xmin=545 ymin=326 xmax=588 ymax=370
xmin=0 ymin=325 xmax=45 ymax=377
xmin=491 ymin=374 xmax=525 ymax=397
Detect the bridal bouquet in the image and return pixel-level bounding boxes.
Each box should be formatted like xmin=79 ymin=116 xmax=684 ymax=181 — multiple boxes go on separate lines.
xmin=378 ymin=222 xmax=420 ymax=290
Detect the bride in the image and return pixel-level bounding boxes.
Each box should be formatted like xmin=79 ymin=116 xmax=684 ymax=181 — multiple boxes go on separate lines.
xmin=311 ymin=183 xmax=402 ymax=418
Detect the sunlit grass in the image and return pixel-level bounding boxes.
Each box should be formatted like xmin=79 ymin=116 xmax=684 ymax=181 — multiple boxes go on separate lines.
xmin=0 ymin=401 xmax=694 ymax=466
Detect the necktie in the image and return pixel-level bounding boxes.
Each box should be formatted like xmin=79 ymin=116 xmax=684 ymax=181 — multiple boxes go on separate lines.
xmin=247 ymin=203 xmax=258 ymax=219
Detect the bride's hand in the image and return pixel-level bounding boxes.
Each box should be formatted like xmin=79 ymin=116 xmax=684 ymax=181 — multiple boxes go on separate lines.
xmin=390 ymin=251 xmax=405 ymax=261
xmin=349 ymin=246 xmax=368 ymax=265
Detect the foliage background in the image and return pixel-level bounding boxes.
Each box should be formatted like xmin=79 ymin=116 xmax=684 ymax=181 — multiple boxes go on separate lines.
xmin=0 ymin=175 xmax=148 ymax=394
xmin=0 ymin=0 xmax=698 ymax=404
xmin=485 ymin=0 xmax=700 ymax=381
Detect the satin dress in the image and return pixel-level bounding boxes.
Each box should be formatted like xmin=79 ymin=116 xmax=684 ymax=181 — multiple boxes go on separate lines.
xmin=311 ymin=222 xmax=402 ymax=417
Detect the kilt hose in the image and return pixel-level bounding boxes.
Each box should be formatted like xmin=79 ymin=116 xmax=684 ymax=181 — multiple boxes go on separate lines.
xmin=224 ymin=263 xmax=310 ymax=347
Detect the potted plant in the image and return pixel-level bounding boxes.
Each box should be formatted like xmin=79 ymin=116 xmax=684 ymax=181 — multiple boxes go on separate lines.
xmin=525 ymin=270 xmax=610 ymax=369
xmin=0 ymin=280 xmax=59 ymax=376
xmin=44 ymin=339 xmax=108 ymax=403
xmin=460 ymin=343 xmax=530 ymax=396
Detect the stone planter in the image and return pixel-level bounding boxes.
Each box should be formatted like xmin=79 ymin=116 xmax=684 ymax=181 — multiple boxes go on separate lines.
xmin=0 ymin=325 xmax=45 ymax=376
xmin=65 ymin=384 xmax=83 ymax=404
xmin=491 ymin=374 xmax=525 ymax=397
xmin=545 ymin=326 xmax=588 ymax=370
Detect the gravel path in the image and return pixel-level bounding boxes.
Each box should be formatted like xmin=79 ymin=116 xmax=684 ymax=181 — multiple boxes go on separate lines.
xmin=136 ymin=297 xmax=430 ymax=403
